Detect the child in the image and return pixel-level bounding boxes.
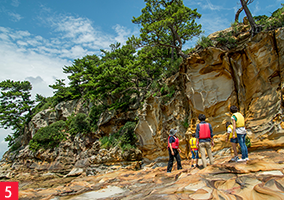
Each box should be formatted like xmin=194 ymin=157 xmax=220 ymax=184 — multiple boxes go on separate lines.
xmin=226 ymin=122 xmax=239 ymax=162
xmin=189 ymin=133 xmax=199 ymax=168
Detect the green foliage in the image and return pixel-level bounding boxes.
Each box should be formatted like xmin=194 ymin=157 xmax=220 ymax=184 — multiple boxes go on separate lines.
xmin=182 ymin=117 xmax=189 ymax=128
xmin=100 ymin=132 xmax=120 ymax=149
xmin=230 ymin=22 xmax=242 ymax=35
xmin=161 ymin=85 xmax=176 ymax=104
xmin=254 ymin=4 xmax=284 ymax=31
xmin=271 ymin=4 xmax=284 ymax=18
xmin=88 ymin=105 xmax=105 ymax=132
xmin=32 ymin=94 xmax=53 ymax=116
xmin=0 ymin=80 xmax=34 ymax=147
xmin=246 ymin=136 xmax=251 ymax=148
xmin=66 ymin=113 xmax=91 ymax=135
xmin=132 ymin=0 xmax=202 ymax=59
xmin=254 ymin=15 xmax=269 ymax=25
xmin=49 ymin=79 xmax=79 ymax=106
xmin=162 ymin=57 xmax=183 ymax=79
xmin=29 ymin=120 xmax=67 ymax=152
xmin=216 ymin=32 xmax=237 ymax=49
xmin=197 ymin=36 xmax=213 ymax=49
xmin=10 ymin=140 xmax=21 ymax=152
xmin=99 ymin=121 xmax=137 ymax=151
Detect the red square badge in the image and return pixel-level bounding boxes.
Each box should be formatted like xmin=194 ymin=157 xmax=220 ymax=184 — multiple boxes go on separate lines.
xmin=0 ymin=182 xmax=18 ymax=200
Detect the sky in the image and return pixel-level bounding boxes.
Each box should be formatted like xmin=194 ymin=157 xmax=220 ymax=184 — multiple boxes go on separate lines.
xmin=0 ymin=0 xmax=282 ymax=159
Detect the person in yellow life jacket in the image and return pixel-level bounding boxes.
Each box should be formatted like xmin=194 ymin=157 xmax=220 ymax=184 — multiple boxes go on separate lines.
xmin=230 ymin=105 xmax=248 ymax=162
xmin=167 ymin=129 xmax=182 ymax=173
xmin=190 ymin=133 xmax=199 ymax=168
xmin=226 ymin=122 xmax=239 ymax=162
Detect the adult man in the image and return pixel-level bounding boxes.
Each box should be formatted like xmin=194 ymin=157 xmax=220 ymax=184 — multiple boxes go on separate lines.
xmin=230 ymin=105 xmax=248 ymax=162
xmin=195 ymin=114 xmax=214 ymax=168
xmin=167 ymin=129 xmax=182 ymax=173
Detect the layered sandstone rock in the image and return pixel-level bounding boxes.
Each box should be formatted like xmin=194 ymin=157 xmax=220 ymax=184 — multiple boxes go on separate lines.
xmin=16 ymin=150 xmax=284 ymax=200
xmin=2 ymin=28 xmax=284 ymax=196
xmin=135 ymin=27 xmax=284 ymax=162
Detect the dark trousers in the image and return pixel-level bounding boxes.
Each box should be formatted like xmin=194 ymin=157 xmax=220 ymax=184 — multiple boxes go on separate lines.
xmin=167 ymin=148 xmax=182 ymax=172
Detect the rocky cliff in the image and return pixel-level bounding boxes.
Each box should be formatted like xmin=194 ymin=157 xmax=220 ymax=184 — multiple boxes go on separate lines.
xmin=0 ymin=26 xmax=284 ymax=200
xmin=135 ymin=27 xmax=284 ymax=163
xmin=3 ymin=27 xmax=284 ymax=168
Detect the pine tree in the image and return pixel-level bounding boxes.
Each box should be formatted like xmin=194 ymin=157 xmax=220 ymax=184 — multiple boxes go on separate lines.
xmin=0 ymin=80 xmax=34 ymax=146
xmin=132 ymin=0 xmax=202 ymax=59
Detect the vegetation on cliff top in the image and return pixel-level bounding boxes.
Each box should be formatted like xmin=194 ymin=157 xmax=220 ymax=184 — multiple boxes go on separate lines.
xmin=1 ymin=1 xmax=284 ymax=154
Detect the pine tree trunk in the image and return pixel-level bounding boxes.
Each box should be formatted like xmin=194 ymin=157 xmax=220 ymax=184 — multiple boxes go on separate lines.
xmin=240 ymin=0 xmax=259 ymax=36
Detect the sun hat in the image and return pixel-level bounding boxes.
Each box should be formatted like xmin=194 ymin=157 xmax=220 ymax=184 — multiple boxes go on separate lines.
xmin=169 ymin=129 xmax=177 ymax=136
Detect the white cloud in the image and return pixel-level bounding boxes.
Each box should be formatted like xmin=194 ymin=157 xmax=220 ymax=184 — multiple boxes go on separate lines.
xmin=198 ymin=0 xmax=223 ymax=11
xmin=0 ymin=6 xmax=139 ymax=156
xmin=7 ymin=11 xmax=22 ymax=22
xmin=25 ymin=76 xmax=53 ymax=98
xmin=199 ymin=14 xmax=230 ymax=36
xmin=11 ymin=0 xmax=20 ymax=7
xmin=113 ymin=24 xmax=132 ymax=44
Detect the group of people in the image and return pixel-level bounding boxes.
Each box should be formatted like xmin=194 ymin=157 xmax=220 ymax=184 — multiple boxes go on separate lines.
xmin=167 ymin=105 xmax=249 ymax=173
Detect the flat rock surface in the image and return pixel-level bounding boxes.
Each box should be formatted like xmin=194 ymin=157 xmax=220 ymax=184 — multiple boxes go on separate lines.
xmin=11 ymin=149 xmax=284 ymax=200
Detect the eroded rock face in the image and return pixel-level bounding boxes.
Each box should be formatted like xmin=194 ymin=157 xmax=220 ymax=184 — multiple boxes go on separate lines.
xmin=15 ymin=150 xmax=284 ymax=200
xmin=29 ymin=99 xmax=89 ymax=137
xmin=135 ymin=27 xmax=284 ymax=162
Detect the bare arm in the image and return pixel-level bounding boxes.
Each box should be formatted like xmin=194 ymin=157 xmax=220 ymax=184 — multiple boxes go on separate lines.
xmin=232 ymin=119 xmax=236 ymax=139
xmin=169 ymin=143 xmax=174 ymax=155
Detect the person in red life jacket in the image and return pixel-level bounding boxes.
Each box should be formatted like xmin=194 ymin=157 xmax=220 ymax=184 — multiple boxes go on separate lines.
xmin=196 ymin=114 xmax=214 ymax=168
xmin=167 ymin=128 xmax=182 ymax=173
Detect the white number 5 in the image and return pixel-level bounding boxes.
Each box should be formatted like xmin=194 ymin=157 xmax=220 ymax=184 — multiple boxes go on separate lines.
xmin=5 ymin=186 xmax=12 ymax=198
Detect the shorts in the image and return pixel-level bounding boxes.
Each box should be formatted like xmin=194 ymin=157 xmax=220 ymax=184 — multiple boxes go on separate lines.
xmin=191 ymin=150 xmax=199 ymax=159
xmin=230 ymin=138 xmax=238 ymax=143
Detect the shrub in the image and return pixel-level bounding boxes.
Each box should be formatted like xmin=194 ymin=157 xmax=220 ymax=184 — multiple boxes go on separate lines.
xmin=88 ymin=105 xmax=105 ymax=132
xmin=10 ymin=140 xmax=21 ymax=152
xmin=216 ymin=32 xmax=237 ymax=49
xmin=254 ymin=15 xmax=269 ymax=25
xmin=254 ymin=4 xmax=284 ymax=31
xmin=246 ymin=136 xmax=251 ymax=148
xmin=66 ymin=113 xmax=91 ymax=135
xmin=231 ymin=22 xmax=242 ymax=35
xmin=182 ymin=117 xmax=189 ymax=128
xmin=29 ymin=120 xmax=66 ymax=152
xmin=119 ymin=121 xmax=137 ymax=150
xmin=197 ymin=36 xmax=213 ymax=48
xmin=99 ymin=121 xmax=137 ymax=151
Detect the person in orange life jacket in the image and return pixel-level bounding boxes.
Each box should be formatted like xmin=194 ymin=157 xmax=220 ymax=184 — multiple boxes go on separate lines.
xmin=230 ymin=105 xmax=248 ymax=162
xmin=226 ymin=122 xmax=239 ymax=162
xmin=167 ymin=129 xmax=182 ymax=173
xmin=190 ymin=133 xmax=199 ymax=168
xmin=195 ymin=114 xmax=214 ymax=168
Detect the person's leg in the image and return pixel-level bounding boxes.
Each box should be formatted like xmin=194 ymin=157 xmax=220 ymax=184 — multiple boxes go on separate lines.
xmin=167 ymin=148 xmax=174 ymax=172
xmin=190 ymin=157 xmax=193 ymax=167
xmin=237 ymin=134 xmax=246 ymax=159
xmin=231 ymin=142 xmax=238 ymax=157
xmin=191 ymin=150 xmax=195 ymax=167
xmin=243 ymin=134 xmax=248 ymax=158
xmin=195 ymin=150 xmax=199 ymax=167
xmin=174 ymin=149 xmax=182 ymax=170
xmin=205 ymin=142 xmax=214 ymax=165
xmin=199 ymin=142 xmax=207 ymax=168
